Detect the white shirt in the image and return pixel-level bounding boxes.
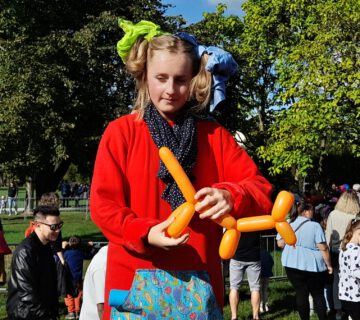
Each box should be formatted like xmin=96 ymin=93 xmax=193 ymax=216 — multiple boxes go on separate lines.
xmin=79 ymin=245 xmax=108 ymax=320
xmin=339 ymin=243 xmax=360 ymax=302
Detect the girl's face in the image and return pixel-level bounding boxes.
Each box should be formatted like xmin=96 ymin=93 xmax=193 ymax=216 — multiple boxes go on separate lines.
xmin=147 ymin=50 xmax=193 ymax=121
xmin=351 ymin=228 xmax=360 ymax=245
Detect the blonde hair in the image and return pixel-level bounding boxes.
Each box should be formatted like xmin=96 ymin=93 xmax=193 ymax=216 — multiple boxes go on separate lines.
xmin=125 ymin=35 xmax=212 ymax=118
xmin=341 ymin=216 xmax=360 ymax=251
xmin=335 ymin=190 xmax=360 ymax=215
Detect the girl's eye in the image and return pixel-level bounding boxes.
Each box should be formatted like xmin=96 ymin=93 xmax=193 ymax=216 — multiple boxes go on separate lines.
xmin=156 ymin=76 xmax=166 ymax=82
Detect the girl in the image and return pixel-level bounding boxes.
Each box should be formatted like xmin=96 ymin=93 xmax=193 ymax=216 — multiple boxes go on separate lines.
xmin=339 ymin=217 xmax=360 ymax=320
xmin=90 ymin=19 xmax=273 ymax=319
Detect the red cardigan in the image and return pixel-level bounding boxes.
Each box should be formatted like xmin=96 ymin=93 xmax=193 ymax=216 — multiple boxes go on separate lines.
xmin=90 ymin=114 xmax=272 ymax=319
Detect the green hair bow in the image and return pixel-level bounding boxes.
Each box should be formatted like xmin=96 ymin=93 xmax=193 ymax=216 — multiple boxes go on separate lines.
xmin=117 ymin=19 xmax=169 ymax=63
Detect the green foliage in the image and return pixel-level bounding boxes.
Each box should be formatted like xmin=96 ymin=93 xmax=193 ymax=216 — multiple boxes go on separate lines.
xmin=0 ymin=0 xmax=358 ymax=192
xmin=256 ymin=0 xmax=360 ymax=179
xmin=187 ymin=4 xmax=278 ymax=161
xmin=0 ymin=0 xmax=180 ymax=194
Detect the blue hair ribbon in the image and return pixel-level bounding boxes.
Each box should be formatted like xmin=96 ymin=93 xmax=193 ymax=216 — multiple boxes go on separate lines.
xmin=175 ymin=32 xmax=239 ymax=112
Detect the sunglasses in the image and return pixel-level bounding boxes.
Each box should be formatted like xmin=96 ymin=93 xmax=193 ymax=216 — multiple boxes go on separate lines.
xmin=37 ymin=221 xmax=64 ymax=231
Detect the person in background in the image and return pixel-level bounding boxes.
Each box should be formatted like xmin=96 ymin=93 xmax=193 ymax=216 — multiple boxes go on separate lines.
xmin=24 ymin=192 xmax=65 ymax=265
xmin=353 ymin=183 xmax=360 ymax=203
xmin=259 ymin=247 xmax=274 ymax=313
xmin=229 ymin=231 xmax=262 ymax=320
xmin=80 ymin=245 xmax=108 ymax=320
xmin=277 ymin=202 xmax=332 ymax=320
xmin=0 ymin=195 xmax=6 ymax=214
xmin=90 ymin=19 xmax=273 ymax=319
xmin=60 ymin=180 xmax=71 ymax=208
xmin=338 ymin=216 xmax=360 ymax=320
xmin=315 ymin=203 xmax=335 ymax=315
xmin=7 ymin=206 xmax=62 ymax=319
xmin=0 ymin=219 xmax=12 ymax=285
xmin=63 ymin=236 xmax=84 ymax=320
xmin=7 ymin=181 xmax=18 ymax=215
xmin=325 ymin=190 xmax=360 ymax=320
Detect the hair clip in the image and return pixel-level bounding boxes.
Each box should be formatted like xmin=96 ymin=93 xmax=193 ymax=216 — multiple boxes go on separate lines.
xmin=351 ymin=216 xmax=360 ymax=224
xmin=117 ymin=19 xmax=169 ymax=63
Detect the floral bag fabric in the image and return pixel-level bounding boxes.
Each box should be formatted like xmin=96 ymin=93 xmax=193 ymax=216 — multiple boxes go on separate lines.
xmin=110 ymin=269 xmax=222 ymax=320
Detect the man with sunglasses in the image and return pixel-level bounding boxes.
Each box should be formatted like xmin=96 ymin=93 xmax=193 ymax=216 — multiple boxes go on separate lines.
xmin=7 ymin=206 xmax=63 ymax=320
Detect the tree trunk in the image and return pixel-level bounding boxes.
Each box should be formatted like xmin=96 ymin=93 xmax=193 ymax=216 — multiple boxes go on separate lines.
xmin=315 ymin=138 xmax=327 ymax=194
xmin=25 ymin=177 xmax=34 ymax=213
xmin=34 ymin=160 xmax=71 ymax=200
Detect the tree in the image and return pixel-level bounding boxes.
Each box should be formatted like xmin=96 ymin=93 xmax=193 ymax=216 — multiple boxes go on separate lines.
xmin=186 ymin=3 xmax=281 ymax=167
xmin=0 ymin=0 xmax=181 ymax=198
xmin=256 ymin=0 xmax=360 ymax=188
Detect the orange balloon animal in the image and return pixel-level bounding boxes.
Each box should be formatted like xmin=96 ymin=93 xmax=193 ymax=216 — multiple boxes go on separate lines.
xmin=159 ymin=147 xmax=239 ymax=259
xmin=159 ymin=147 xmax=297 ymax=259
xmin=236 ymin=191 xmax=297 ymax=246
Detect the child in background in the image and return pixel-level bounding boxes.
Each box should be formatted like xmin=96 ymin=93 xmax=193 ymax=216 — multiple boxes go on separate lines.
xmin=63 ymin=236 xmax=84 ymax=320
xmin=259 ymin=247 xmax=274 ymax=313
xmin=0 ymin=196 xmax=6 ymax=214
xmin=338 ymin=217 xmax=360 ymax=320
xmin=0 ymin=219 xmax=12 ymax=285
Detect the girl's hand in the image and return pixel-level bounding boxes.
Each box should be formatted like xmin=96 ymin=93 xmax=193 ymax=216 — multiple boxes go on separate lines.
xmin=194 ymin=187 xmax=233 ymax=220
xmin=147 ymin=217 xmax=190 ymax=250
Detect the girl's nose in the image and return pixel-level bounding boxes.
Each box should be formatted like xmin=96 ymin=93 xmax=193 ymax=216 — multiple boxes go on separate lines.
xmin=165 ymin=79 xmax=176 ymax=94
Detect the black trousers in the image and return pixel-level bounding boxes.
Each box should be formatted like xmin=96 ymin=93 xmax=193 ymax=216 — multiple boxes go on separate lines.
xmin=341 ymin=300 xmax=360 ymax=320
xmin=285 ymin=267 xmax=327 ymax=320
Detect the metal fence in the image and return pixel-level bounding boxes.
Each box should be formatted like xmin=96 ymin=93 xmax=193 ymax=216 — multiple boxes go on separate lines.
xmin=0 ymin=196 xmax=90 ymax=215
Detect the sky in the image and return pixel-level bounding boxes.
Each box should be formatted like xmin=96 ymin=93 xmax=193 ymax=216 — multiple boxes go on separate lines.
xmin=161 ymin=0 xmax=245 ymax=25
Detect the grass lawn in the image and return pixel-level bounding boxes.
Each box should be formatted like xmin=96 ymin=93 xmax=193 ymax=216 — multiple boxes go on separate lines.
xmin=1 ymin=211 xmax=105 ymax=244
xmin=0 ymin=212 xmax=331 ymax=319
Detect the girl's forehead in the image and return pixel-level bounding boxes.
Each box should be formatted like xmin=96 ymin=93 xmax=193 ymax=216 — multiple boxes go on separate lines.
xmin=148 ymin=51 xmax=193 ymax=73
xmin=149 ymin=50 xmax=191 ymax=63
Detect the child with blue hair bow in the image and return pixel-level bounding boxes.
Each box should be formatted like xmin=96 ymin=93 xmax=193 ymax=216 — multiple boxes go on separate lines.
xmin=91 ymin=19 xmax=273 ymax=319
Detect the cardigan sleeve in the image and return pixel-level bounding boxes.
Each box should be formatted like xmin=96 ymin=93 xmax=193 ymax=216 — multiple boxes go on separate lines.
xmin=90 ymin=121 xmax=159 ymax=255
xmin=211 ymin=126 xmax=273 ymax=218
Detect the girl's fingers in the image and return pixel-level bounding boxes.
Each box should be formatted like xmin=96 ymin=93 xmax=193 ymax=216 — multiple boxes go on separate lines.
xmin=194 ymin=187 xmax=213 ymax=200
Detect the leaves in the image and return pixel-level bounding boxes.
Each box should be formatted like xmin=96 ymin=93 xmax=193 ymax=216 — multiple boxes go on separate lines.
xmin=0 ymin=0 xmax=176 ymax=191
xmin=257 ymin=0 xmax=360 ymax=179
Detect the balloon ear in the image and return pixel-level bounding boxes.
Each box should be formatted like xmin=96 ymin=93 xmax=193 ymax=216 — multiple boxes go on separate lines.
xmin=276 ymin=221 xmax=296 ymax=246
xmin=271 ymin=191 xmax=295 ymax=222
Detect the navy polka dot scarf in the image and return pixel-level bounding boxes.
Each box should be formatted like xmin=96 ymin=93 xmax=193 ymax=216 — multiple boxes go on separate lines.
xmin=144 ymin=104 xmax=197 ymax=210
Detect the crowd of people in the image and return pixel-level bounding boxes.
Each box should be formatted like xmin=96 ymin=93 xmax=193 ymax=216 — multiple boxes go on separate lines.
xmin=59 ymin=180 xmax=90 ymax=208
xmin=0 ymin=180 xmax=90 ymax=216
xmin=2 ymin=182 xmax=359 ymax=320
xmin=274 ymin=184 xmax=360 ymax=320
